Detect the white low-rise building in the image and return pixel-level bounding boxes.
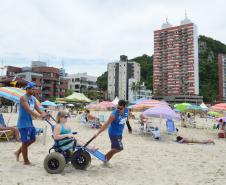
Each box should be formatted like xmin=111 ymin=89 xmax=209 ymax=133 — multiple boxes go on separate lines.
xmin=68 ymin=73 xmax=98 ymax=92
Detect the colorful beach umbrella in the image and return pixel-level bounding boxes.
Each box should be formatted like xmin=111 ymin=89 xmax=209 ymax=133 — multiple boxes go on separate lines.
xmin=41 ymin=100 xmax=57 ymax=107
xmin=200 ymin=103 xmax=208 ymax=111
xmin=132 ymin=100 xmax=168 ymax=110
xmin=211 ymin=103 xmax=226 ymax=111
xmin=91 ymin=101 xmax=116 ymax=111
xmin=207 ymin=111 xmax=223 ymax=117
xmin=174 ymin=103 xmax=191 ymax=112
xmin=130 ymin=97 xmax=148 ymax=105
xmin=0 ymin=86 xmax=42 ymax=107
xmin=143 ymin=105 xmax=180 ymax=120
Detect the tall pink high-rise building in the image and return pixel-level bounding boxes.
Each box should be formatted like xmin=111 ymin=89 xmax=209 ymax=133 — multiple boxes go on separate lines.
xmin=218 ymin=54 xmax=226 ymax=101
xmin=153 ymin=16 xmax=199 ymax=97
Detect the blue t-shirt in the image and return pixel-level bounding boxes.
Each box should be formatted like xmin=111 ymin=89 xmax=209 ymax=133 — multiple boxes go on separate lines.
xmin=108 ymin=108 xmax=129 ymax=136
xmin=17 ymin=94 xmax=36 ymax=128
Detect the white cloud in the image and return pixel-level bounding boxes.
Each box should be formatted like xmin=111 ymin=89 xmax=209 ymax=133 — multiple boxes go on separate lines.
xmin=0 ymin=0 xmax=225 ymax=75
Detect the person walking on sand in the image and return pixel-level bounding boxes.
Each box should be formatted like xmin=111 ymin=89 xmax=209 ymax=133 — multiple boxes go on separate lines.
xmin=94 ymin=100 xmax=132 ymax=166
xmin=15 ymin=82 xmax=47 ymax=165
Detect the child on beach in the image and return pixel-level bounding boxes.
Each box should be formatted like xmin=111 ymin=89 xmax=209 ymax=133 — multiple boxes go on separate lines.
xmin=54 ymin=110 xmax=97 ymax=151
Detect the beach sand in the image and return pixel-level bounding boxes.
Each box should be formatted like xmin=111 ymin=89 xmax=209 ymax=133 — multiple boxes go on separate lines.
xmin=1 ymin=112 xmax=226 ymax=185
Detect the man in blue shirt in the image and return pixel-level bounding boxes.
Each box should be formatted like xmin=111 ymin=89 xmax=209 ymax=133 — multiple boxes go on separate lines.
xmin=15 ymin=82 xmax=47 ymax=165
xmin=95 ymin=100 xmax=132 ymax=164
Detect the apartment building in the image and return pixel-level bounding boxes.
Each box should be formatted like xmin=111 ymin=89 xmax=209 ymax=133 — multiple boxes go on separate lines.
xmin=108 ymin=55 xmax=140 ymax=100
xmin=67 ymin=73 xmax=98 ymax=93
xmin=153 ymin=16 xmax=199 ymax=97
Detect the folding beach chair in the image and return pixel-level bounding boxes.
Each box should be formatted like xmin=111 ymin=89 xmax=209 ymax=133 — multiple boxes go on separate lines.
xmin=0 ymin=130 xmax=14 ymax=141
xmin=80 ymin=113 xmax=89 ymax=125
xmin=166 ymin=117 xmax=177 ymax=134
xmin=98 ymin=115 xmax=105 ymax=123
xmin=0 ymin=113 xmax=14 ymax=141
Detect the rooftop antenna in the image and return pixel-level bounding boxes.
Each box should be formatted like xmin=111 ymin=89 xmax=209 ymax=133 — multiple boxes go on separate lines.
xmin=0 ymin=60 xmax=6 ymax=76
xmin=166 ymin=16 xmax=168 ymax=23
xmin=47 ymin=58 xmax=50 ymax=66
xmin=61 ymin=58 xmax=65 ymax=69
xmin=185 ymin=9 xmax=188 ymax=19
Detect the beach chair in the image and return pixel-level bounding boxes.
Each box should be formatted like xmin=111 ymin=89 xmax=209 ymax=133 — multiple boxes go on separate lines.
xmin=35 ymin=127 xmax=44 ymax=136
xmin=0 ymin=130 xmax=14 ymax=141
xmin=166 ymin=117 xmax=177 ymax=134
xmin=0 ymin=113 xmax=14 ymax=141
xmin=98 ymin=115 xmax=105 ymax=123
xmin=80 ymin=113 xmax=89 ymax=125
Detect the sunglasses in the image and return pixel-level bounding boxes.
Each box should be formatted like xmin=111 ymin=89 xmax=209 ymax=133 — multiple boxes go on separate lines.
xmin=62 ymin=116 xmax=69 ymax=118
xmin=117 ymin=106 xmax=124 ymax=111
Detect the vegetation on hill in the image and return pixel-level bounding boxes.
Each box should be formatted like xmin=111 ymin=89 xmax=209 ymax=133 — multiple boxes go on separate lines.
xmin=96 ymin=35 xmax=226 ymax=103
xmin=199 ymin=35 xmax=226 ymax=102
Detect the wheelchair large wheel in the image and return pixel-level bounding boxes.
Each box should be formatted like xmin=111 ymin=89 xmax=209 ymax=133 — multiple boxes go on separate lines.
xmin=44 ymin=152 xmax=66 ymax=174
xmin=71 ymin=150 xmax=91 ymax=170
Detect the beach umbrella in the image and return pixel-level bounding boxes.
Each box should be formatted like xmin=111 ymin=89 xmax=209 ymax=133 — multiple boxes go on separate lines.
xmin=211 ymin=103 xmax=226 ymax=111
xmin=173 ymin=108 xmax=180 ymax=113
xmin=207 ymin=111 xmax=223 ymax=117
xmin=174 ymin=103 xmax=191 ymax=112
xmin=143 ymin=106 xmax=181 ymax=121
xmin=200 ymin=103 xmax=208 ymax=110
xmin=41 ymin=100 xmax=57 ymax=107
xmin=132 ymin=100 xmax=168 ymax=110
xmin=64 ymin=92 xmax=91 ymax=102
xmin=85 ymin=100 xmax=99 ymax=109
xmin=130 ymin=97 xmax=148 ymax=105
xmin=0 ymin=86 xmax=43 ymax=108
xmin=92 ymin=101 xmax=116 ymax=111
xmin=185 ymin=105 xmax=204 ymax=113
xmin=186 ymin=105 xmax=203 ymax=111
xmin=216 ymin=117 xmax=226 ymax=122
xmin=112 ymin=96 xmax=119 ymax=105
xmin=66 ymin=104 xmax=74 ymax=107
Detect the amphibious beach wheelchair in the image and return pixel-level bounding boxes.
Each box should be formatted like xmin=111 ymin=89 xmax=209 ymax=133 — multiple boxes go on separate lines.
xmin=43 ymin=116 xmax=106 ymax=174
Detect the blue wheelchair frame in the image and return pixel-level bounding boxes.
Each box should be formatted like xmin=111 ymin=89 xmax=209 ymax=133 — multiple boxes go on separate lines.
xmin=45 ymin=116 xmax=106 ymax=163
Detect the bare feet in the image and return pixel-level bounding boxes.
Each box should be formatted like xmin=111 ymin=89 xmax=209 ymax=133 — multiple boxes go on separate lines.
xmin=102 ymin=161 xmax=112 ymax=168
xmin=24 ymin=161 xmax=31 ymax=165
xmin=14 ymin=151 xmax=20 ymax=161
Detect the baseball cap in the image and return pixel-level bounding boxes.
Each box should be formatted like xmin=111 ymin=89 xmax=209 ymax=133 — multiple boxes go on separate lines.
xmin=24 ymin=82 xmax=37 ymax=89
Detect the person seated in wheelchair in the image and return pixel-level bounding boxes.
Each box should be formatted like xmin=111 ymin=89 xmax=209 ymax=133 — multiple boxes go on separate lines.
xmin=53 ymin=110 xmax=98 ymax=152
xmin=84 ymin=109 xmax=102 ymax=128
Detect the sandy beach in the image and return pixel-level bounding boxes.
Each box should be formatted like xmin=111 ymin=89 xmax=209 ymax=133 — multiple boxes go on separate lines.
xmin=1 ymin=112 xmax=226 ymax=185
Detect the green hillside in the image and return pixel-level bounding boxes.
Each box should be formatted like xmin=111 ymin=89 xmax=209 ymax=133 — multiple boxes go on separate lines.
xmin=97 ymin=35 xmax=226 ymax=103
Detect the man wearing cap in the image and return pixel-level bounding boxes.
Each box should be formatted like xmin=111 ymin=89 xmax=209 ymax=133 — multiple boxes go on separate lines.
xmin=15 ymin=82 xmax=47 ymax=165
xmin=94 ymin=100 xmax=132 ymax=166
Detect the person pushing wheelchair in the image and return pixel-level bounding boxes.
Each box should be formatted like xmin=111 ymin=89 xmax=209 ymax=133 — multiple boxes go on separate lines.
xmin=94 ymin=100 xmax=132 ymax=167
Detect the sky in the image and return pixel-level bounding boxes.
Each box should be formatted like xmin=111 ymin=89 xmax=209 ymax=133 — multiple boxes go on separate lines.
xmin=0 ymin=0 xmax=225 ymax=76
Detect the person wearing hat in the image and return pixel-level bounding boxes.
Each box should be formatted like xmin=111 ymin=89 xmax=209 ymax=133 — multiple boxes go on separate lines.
xmin=94 ymin=100 xmax=132 ymax=167
xmin=15 ymin=82 xmax=47 ymax=165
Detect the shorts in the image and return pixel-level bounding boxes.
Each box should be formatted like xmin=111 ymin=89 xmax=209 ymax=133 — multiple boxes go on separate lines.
xmin=19 ymin=127 xmax=36 ymax=143
xmin=109 ymin=135 xmax=123 ymax=151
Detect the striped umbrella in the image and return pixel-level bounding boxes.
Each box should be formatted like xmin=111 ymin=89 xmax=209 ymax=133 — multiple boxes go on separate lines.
xmin=211 ymin=103 xmax=226 ymax=111
xmin=0 ymin=86 xmax=42 ymax=107
xmin=91 ymin=101 xmax=116 ymax=111
xmin=132 ymin=100 xmax=168 ymax=110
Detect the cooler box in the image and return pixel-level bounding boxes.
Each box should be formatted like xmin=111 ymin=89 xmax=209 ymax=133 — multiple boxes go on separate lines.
xmin=218 ymin=132 xmax=225 ymax=138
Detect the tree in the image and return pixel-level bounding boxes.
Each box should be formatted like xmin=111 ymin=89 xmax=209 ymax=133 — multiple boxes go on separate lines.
xmin=96 ymin=71 xmax=108 ymax=91
xmin=65 ymin=89 xmax=74 ymax=97
xmin=130 ymin=54 xmax=153 ymax=90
